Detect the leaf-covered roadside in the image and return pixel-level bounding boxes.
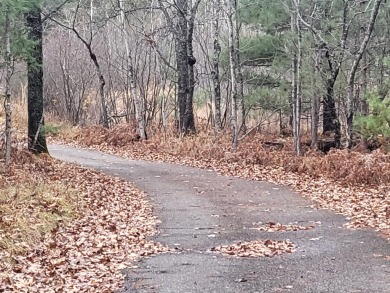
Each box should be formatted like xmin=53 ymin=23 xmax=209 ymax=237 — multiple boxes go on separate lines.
xmin=57 ymin=125 xmax=390 ymax=241
xmin=0 ymin=151 xmax=168 ymax=292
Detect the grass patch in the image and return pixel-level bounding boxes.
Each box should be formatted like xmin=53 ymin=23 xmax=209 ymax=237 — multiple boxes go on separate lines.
xmin=42 ymin=123 xmax=61 ymax=136
xmin=0 ymin=181 xmax=79 ymax=266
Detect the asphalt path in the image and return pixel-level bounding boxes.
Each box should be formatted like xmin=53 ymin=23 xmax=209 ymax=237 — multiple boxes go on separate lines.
xmin=50 ymin=144 xmax=390 ymax=293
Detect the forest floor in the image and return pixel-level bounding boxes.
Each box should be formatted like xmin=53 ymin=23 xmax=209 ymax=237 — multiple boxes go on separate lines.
xmin=2 ymin=123 xmax=390 ymax=292
xmin=0 ymin=146 xmax=168 ymax=292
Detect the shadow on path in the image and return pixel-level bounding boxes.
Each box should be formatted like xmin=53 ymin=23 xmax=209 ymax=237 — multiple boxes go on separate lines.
xmin=50 ymin=144 xmax=390 ymax=293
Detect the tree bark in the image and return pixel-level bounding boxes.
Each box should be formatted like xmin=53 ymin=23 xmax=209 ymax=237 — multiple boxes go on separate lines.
xmin=158 ymin=0 xmax=200 ymax=134
xmin=26 ymin=7 xmax=48 ymax=153
xmin=89 ymin=0 xmax=109 ymax=128
xmin=298 ymin=2 xmax=346 ymax=148
xmin=311 ymin=63 xmax=320 ymax=148
xmin=212 ymin=0 xmax=222 ymax=130
xmin=175 ymin=0 xmax=196 ymax=134
xmin=176 ymin=0 xmax=190 ymax=133
xmin=4 ymin=3 xmax=12 ymax=163
xmin=233 ymin=13 xmax=245 ymax=134
xmin=120 ymin=0 xmax=147 ymax=139
xmin=227 ymin=0 xmax=238 ymax=149
xmin=320 ymin=46 xmax=341 ymax=148
xmin=291 ymin=0 xmax=302 ymax=156
xmin=185 ymin=0 xmax=200 ymax=133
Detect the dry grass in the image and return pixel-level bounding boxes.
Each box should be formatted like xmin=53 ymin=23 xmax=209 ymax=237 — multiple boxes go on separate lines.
xmin=11 ymin=101 xmax=28 ymax=132
xmin=59 ymin=124 xmax=390 ymax=187
xmin=0 ymin=151 xmax=80 ymax=268
xmin=0 ymin=148 xmax=167 ymax=292
xmin=0 ymin=183 xmax=78 ymax=254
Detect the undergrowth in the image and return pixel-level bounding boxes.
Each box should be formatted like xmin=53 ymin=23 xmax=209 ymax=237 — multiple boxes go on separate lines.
xmin=59 ymin=124 xmax=390 ymax=187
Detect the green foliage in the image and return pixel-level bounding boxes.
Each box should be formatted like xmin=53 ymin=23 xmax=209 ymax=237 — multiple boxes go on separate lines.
xmin=239 ymin=0 xmax=290 ymax=34
xmin=0 ymin=0 xmax=42 ymax=65
xmin=240 ymin=35 xmax=285 ymax=66
xmin=245 ymin=84 xmax=290 ymax=114
xmin=42 ymin=123 xmax=60 ymax=136
xmin=194 ymin=90 xmax=209 ymax=107
xmin=354 ymin=94 xmax=390 ymax=138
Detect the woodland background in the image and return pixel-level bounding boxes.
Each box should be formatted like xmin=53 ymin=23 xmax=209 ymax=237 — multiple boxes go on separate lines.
xmin=1 ymin=1 xmax=390 ymax=291
xmin=1 ymin=0 xmax=390 ymax=155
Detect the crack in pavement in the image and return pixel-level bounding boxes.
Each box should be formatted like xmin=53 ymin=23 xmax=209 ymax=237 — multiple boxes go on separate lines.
xmin=49 ymin=144 xmax=390 ymax=293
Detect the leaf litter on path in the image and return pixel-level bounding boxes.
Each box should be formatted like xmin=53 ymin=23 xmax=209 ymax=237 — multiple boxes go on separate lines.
xmin=211 ymin=239 xmax=296 ymax=257
xmin=55 ymin=126 xmax=390 ymax=242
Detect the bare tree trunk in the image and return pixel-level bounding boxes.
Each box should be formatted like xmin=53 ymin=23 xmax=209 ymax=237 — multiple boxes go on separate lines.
xmin=157 ymin=0 xmax=200 ymax=134
xmin=291 ymin=0 xmax=301 ymax=155
xmin=298 ymin=2 xmax=346 ymax=148
xmin=4 ymin=3 xmax=12 ymax=164
xmin=227 ymin=0 xmax=238 ymax=149
xmin=311 ymin=83 xmax=320 ymax=149
xmin=212 ymin=0 xmax=222 ymax=130
xmin=90 ymin=0 xmax=109 ymax=128
xmin=120 ymin=0 xmax=147 ymax=139
xmin=346 ymin=0 xmax=382 ymax=148
xmin=232 ymin=12 xmax=245 ymax=134
xmin=185 ymin=0 xmax=201 ymax=133
xmin=176 ymin=0 xmax=190 ymax=133
xmin=26 ymin=6 xmax=48 ymax=153
xmin=359 ymin=0 xmax=369 ymax=115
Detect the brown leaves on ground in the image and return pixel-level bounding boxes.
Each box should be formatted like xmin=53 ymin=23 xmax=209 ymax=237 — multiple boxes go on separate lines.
xmin=211 ymin=240 xmax=296 ymax=257
xmin=0 ymin=150 xmax=168 ymax=292
xmin=57 ymin=125 xmax=390 ymax=241
xmin=251 ymin=222 xmax=317 ymax=232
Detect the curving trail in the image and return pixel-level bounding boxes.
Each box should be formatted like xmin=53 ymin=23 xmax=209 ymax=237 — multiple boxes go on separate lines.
xmin=50 ymin=144 xmax=390 ymax=293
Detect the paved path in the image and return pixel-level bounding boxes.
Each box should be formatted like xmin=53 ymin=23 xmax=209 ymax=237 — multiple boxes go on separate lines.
xmin=50 ymin=145 xmax=390 ymax=293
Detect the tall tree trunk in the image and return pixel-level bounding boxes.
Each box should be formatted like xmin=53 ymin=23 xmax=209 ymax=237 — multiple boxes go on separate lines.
xmin=311 ymin=61 xmax=320 ymax=149
xmin=97 ymin=64 xmax=109 ymax=128
xmin=360 ymin=52 xmax=369 ymax=114
xmin=212 ymin=0 xmax=222 ymax=130
xmin=359 ymin=0 xmax=369 ymax=115
xmin=346 ymin=0 xmax=382 ymax=148
xmin=298 ymin=3 xmax=346 ymax=148
xmin=227 ymin=0 xmax=238 ymax=148
xmin=321 ymin=50 xmax=341 ymax=147
xmin=120 ymin=0 xmax=147 ymax=139
xmin=212 ymin=6 xmax=222 ymax=130
xmin=234 ymin=17 xmax=246 ymax=134
xmin=323 ymin=74 xmax=340 ymax=148
xmin=26 ymin=7 xmax=48 ymax=153
xmin=4 ymin=3 xmax=12 ymax=163
xmin=90 ymin=0 xmax=109 ymax=128
xmin=176 ymin=0 xmax=190 ymax=133
xmin=185 ymin=0 xmax=200 ymax=133
xmin=291 ymin=0 xmax=302 ymax=156
xmin=158 ymin=0 xmax=199 ymax=134
xmin=174 ymin=0 xmax=195 ymax=134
